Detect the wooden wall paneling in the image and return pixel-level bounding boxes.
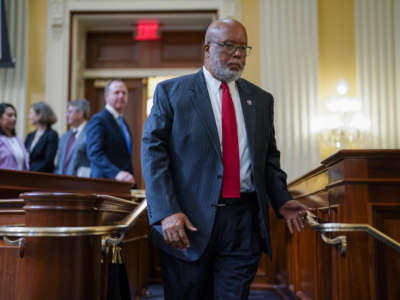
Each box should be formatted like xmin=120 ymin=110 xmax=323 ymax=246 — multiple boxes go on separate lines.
xmin=336 ymin=184 xmax=371 ymax=300
xmin=0 ymin=243 xmax=21 ymax=300
xmin=86 ymin=31 xmax=203 ymax=69
xmin=125 ymin=78 xmax=147 ymax=189
xmin=0 ymin=199 xmax=25 ymax=225
xmin=314 ymin=206 xmax=338 ymax=300
xmin=367 ymin=157 xmax=400 ymax=178
xmin=160 ymin=31 xmax=203 ymax=67
xmin=86 ymin=32 xmax=141 ymax=68
xmin=277 ymin=150 xmax=400 ymax=299
xmin=370 ymin=203 xmax=400 ymax=299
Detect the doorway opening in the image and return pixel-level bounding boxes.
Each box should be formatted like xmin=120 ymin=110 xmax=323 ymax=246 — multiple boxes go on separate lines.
xmin=72 ymin=11 xmax=216 ymax=187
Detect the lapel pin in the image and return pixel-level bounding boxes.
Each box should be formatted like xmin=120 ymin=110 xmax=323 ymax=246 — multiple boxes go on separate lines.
xmin=246 ymin=99 xmax=253 ymax=105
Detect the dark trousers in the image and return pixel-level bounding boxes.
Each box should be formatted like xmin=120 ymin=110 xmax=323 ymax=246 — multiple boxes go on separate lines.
xmin=160 ymin=194 xmax=262 ymax=300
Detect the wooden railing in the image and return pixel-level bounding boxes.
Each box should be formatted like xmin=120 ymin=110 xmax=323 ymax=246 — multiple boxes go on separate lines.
xmin=0 ymin=169 xmax=151 ymax=300
xmin=254 ymin=150 xmax=400 ymax=299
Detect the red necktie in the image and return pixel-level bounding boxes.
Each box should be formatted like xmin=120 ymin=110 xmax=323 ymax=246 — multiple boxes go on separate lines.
xmin=221 ymin=82 xmax=240 ymax=198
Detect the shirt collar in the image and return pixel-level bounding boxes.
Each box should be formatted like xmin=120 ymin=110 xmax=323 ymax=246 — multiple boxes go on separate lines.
xmin=37 ymin=127 xmax=46 ymax=135
xmin=202 ymin=66 xmax=237 ymax=92
xmin=73 ymin=121 xmax=87 ymax=136
xmin=105 ymin=104 xmax=120 ymax=120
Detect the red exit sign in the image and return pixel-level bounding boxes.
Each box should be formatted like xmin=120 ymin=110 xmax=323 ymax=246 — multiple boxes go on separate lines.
xmin=134 ymin=20 xmax=160 ymax=41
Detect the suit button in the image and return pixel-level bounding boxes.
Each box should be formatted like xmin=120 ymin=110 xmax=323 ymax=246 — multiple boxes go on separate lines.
xmin=217 ymin=174 xmax=222 ymax=179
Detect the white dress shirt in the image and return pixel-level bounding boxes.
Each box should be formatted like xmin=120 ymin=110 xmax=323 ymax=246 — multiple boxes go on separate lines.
xmin=29 ymin=128 xmax=45 ymax=152
xmin=203 ymin=66 xmax=254 ymax=192
xmin=105 ymin=104 xmax=120 ymax=121
xmin=74 ymin=121 xmax=87 ymax=139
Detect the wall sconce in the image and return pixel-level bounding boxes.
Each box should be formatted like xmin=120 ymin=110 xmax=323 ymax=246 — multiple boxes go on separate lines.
xmin=312 ymin=80 xmax=370 ymax=149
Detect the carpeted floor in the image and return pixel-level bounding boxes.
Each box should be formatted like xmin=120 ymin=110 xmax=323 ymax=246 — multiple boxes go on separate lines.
xmin=142 ymin=284 xmax=280 ymax=300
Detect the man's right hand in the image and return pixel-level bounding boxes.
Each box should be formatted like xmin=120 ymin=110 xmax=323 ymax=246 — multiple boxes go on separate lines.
xmin=161 ymin=212 xmax=198 ymax=249
xmin=115 ymin=171 xmax=135 ymax=184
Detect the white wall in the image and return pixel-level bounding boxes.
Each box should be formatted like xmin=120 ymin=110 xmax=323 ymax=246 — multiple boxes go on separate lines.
xmin=259 ymin=0 xmax=320 ymax=181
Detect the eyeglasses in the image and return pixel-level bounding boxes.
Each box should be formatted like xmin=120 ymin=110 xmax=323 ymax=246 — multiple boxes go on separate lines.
xmin=210 ymin=42 xmax=252 ymax=56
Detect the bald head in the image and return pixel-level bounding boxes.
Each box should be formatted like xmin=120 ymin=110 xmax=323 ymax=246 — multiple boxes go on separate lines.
xmin=204 ymin=19 xmax=247 ymax=45
xmin=203 ymin=19 xmax=248 ymax=82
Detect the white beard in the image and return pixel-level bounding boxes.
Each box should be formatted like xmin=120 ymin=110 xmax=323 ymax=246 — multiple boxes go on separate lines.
xmin=209 ymin=55 xmax=244 ymax=82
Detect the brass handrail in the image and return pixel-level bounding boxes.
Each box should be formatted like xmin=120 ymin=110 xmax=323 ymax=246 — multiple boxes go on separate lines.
xmin=0 ymin=196 xmax=147 ymax=238
xmin=305 ymin=211 xmax=400 ymax=255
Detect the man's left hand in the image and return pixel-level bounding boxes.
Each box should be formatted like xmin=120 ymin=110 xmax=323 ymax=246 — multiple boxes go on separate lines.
xmin=279 ymin=200 xmax=309 ymax=234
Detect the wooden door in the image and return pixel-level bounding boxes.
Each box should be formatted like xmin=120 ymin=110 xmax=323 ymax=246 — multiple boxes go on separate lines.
xmin=85 ymin=78 xmax=147 ymax=188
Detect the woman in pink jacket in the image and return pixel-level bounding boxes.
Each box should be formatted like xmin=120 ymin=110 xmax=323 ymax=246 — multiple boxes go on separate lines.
xmin=0 ymin=103 xmax=29 ymax=170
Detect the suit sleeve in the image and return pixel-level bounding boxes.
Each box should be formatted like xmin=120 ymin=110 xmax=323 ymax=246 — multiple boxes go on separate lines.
xmin=86 ymin=115 xmax=120 ymax=178
xmin=265 ymin=98 xmax=292 ymax=216
xmin=141 ymin=84 xmax=181 ymax=225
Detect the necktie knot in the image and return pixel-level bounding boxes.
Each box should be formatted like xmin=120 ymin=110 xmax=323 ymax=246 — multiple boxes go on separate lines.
xmin=220 ymin=81 xmax=228 ymax=91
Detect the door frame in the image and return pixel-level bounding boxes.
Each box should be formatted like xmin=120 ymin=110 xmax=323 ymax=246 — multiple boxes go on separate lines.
xmin=45 ymin=0 xmax=241 ymax=133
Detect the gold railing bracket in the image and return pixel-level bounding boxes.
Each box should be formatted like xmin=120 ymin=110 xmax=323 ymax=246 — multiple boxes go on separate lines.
xmin=304 ymin=211 xmax=400 ymax=254
xmin=3 ymin=236 xmax=25 ymax=258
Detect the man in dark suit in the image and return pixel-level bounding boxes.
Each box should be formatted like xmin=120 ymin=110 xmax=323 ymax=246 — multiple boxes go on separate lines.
xmin=86 ymin=80 xmax=135 ymax=184
xmin=54 ymin=99 xmax=91 ymax=177
xmin=141 ymin=19 xmax=308 ymax=300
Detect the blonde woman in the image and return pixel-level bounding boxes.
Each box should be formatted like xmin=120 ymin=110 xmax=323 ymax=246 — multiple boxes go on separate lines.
xmin=25 ymin=101 xmax=59 ymax=172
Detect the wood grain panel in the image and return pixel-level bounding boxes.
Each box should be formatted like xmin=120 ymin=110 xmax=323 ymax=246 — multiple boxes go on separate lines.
xmin=86 ymin=31 xmax=203 ymax=68
xmin=160 ymin=31 xmax=203 ymax=64
xmin=0 ymin=245 xmax=19 ymax=300
xmin=272 ymin=150 xmax=400 ymax=299
xmin=87 ymin=32 xmax=140 ymax=68
xmin=0 ymin=169 xmax=132 ymax=199
xmin=0 ymin=172 xmax=150 ymax=300
xmin=370 ymin=204 xmax=400 ymax=300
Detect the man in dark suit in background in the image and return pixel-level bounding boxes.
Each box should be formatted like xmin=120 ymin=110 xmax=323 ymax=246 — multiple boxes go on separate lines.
xmin=141 ymin=19 xmax=308 ymax=300
xmin=86 ymin=80 xmax=135 ymax=184
xmin=54 ymin=99 xmax=91 ymax=177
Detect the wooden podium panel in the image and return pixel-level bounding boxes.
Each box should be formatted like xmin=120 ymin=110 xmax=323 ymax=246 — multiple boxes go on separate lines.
xmin=0 ymin=170 xmax=150 ymax=300
xmin=0 ymin=169 xmax=132 ymax=199
xmin=260 ymin=150 xmax=400 ymax=299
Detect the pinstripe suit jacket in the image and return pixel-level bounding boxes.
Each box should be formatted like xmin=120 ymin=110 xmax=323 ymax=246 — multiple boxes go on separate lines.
xmin=141 ymin=70 xmax=292 ymax=261
xmin=54 ymin=125 xmax=90 ymax=176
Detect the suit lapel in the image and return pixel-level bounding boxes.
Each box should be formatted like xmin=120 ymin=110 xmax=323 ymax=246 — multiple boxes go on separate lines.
xmin=237 ymin=79 xmax=256 ymax=162
xmin=104 ymin=109 xmax=130 ymax=153
xmin=104 ymin=109 xmax=125 ymax=141
xmin=31 ymin=129 xmax=48 ymax=155
xmin=188 ymin=71 xmax=222 ymax=159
